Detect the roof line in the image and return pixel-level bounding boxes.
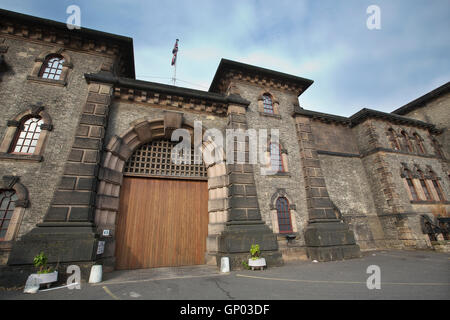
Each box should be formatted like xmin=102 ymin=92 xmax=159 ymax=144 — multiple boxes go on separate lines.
xmin=85 ymin=72 xmax=251 ymax=106
xmin=293 ymin=105 xmax=440 ymax=132
xmin=209 ymin=58 xmax=314 ymax=95
xmin=392 ymin=81 xmax=450 ymax=115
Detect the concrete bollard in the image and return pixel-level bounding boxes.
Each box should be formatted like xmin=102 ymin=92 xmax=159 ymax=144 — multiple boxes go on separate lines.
xmin=220 ymin=257 xmax=230 ymax=273
xmin=88 ymin=265 xmax=103 ymax=283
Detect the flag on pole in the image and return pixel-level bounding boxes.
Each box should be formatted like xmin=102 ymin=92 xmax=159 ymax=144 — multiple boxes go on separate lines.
xmin=171 ymin=39 xmax=179 ymax=66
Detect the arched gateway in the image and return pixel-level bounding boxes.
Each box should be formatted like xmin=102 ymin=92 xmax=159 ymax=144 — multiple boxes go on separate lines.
xmin=115 ymin=139 xmax=208 ymax=269
xmin=96 ymin=116 xmax=229 ymax=270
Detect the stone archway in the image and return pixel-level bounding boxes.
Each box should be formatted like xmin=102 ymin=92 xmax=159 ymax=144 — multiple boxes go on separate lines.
xmin=94 ymin=114 xmax=228 ymax=270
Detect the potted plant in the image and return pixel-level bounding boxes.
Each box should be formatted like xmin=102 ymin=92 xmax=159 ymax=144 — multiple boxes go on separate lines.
xmin=248 ymin=244 xmax=266 ymax=270
xmin=32 ymin=252 xmax=58 ymax=286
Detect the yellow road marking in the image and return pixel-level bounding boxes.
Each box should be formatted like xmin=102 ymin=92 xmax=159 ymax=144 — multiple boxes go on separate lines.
xmin=102 ymin=286 xmax=120 ymax=300
xmin=236 ymin=274 xmax=450 ymax=286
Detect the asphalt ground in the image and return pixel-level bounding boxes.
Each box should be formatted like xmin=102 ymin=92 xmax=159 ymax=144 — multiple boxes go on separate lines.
xmin=0 ymin=249 xmax=449 ymax=301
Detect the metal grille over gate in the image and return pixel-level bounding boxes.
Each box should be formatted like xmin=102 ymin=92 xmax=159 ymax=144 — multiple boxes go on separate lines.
xmin=124 ymin=140 xmax=206 ymax=179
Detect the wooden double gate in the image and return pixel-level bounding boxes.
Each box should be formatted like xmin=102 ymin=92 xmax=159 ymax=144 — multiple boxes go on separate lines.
xmin=115 ymin=140 xmax=208 ymax=270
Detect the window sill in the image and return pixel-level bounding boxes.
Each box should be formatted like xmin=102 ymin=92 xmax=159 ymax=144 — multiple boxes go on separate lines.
xmin=27 ymin=75 xmax=66 ymax=87
xmin=264 ymin=171 xmax=291 ymax=177
xmin=0 ymin=241 xmax=13 ymax=251
xmin=0 ymin=152 xmax=43 ymax=162
xmin=259 ymin=112 xmax=281 ymax=119
xmin=410 ymin=200 xmax=449 ymax=205
xmin=276 ymin=233 xmax=298 ymax=240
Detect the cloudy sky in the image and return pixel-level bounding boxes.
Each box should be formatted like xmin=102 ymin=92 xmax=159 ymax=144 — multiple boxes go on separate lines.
xmin=1 ymin=0 xmax=449 ymax=116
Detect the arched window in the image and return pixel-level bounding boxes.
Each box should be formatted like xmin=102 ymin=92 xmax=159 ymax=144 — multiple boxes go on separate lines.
xmin=413 ymin=133 xmax=425 ymax=154
xmin=429 ymin=171 xmax=445 ymax=202
xmin=387 ymin=128 xmax=400 ymax=150
xmin=276 ymin=197 xmax=293 ymax=233
xmin=418 ymin=170 xmax=432 ymax=201
xmin=270 ymin=142 xmax=284 ymax=172
xmin=404 ymin=169 xmax=419 ymax=201
xmin=262 ymin=94 xmax=274 ymax=114
xmin=431 ymin=137 xmax=444 ymax=158
xmin=39 ymin=54 xmax=65 ymax=80
xmin=10 ymin=117 xmax=43 ymax=154
xmin=401 ymin=131 xmax=413 ymax=153
xmin=0 ymin=190 xmax=17 ymax=240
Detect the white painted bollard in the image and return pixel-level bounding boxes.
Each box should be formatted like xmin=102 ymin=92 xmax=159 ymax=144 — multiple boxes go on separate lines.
xmin=220 ymin=257 xmax=230 ymax=273
xmin=88 ymin=265 xmax=102 ymax=283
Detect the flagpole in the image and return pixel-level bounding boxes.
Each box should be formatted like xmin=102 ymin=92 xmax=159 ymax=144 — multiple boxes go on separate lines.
xmin=171 ymin=38 xmax=179 ymax=86
xmin=172 ymin=61 xmax=177 ymax=86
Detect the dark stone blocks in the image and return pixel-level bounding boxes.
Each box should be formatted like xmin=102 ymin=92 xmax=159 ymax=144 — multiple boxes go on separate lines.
xmin=69 ymin=207 xmax=94 ymax=221
xmin=80 ymin=114 xmax=106 ymax=126
xmin=304 ymin=220 xmax=361 ymax=261
xmin=229 ymin=173 xmax=254 ymax=184
xmin=230 ymin=196 xmax=258 ymax=209
xmin=46 ymin=206 xmax=69 ymax=221
xmin=59 ymin=176 xmax=76 ymax=190
xmin=68 ymin=149 xmax=83 ymax=162
xmin=73 ymin=137 xmax=102 ymax=150
xmin=64 ymin=163 xmax=98 ymax=176
xmin=7 ymin=225 xmax=98 ymax=265
xmin=87 ymin=92 xmax=110 ymax=105
xmin=76 ymin=177 xmax=97 ymax=191
xmin=53 ymin=190 xmax=95 ymax=205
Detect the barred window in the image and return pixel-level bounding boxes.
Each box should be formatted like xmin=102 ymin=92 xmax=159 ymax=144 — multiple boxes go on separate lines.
xmin=10 ymin=117 xmax=43 ymax=154
xmin=276 ymin=197 xmax=293 ymax=233
xmin=263 ymin=94 xmax=274 ymax=114
xmin=39 ymin=55 xmax=65 ymax=80
xmin=0 ymin=190 xmax=17 ymax=240
xmin=124 ymin=140 xmax=206 ymax=179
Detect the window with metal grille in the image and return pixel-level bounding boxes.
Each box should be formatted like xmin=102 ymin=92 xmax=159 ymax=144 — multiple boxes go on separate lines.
xmin=124 ymin=140 xmax=206 ymax=179
xmin=39 ymin=55 xmax=65 ymax=80
xmin=0 ymin=190 xmax=17 ymax=240
xmin=276 ymin=197 xmax=293 ymax=233
xmin=10 ymin=117 xmax=43 ymax=154
xmin=263 ymin=94 xmax=274 ymax=114
xmin=270 ymin=143 xmax=284 ymax=172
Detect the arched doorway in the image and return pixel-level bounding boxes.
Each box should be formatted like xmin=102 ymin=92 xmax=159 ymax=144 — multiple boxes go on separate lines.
xmin=115 ymin=139 xmax=209 ymax=270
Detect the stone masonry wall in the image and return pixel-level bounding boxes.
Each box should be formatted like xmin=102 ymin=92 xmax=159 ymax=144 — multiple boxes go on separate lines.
xmin=399 ymin=92 xmax=449 ymax=159
xmin=0 ymin=35 xmax=114 ymax=263
xmin=228 ymin=81 xmax=309 ymax=259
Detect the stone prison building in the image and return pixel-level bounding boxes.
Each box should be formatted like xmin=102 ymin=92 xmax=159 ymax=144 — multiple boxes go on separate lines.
xmin=0 ymin=9 xmax=449 ymax=280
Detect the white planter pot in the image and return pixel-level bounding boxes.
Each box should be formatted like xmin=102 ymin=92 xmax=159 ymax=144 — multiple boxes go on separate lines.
xmin=23 ymin=271 xmax=58 ymax=293
xmin=248 ymin=258 xmax=266 ymax=270
xmin=35 ymin=271 xmax=58 ymax=284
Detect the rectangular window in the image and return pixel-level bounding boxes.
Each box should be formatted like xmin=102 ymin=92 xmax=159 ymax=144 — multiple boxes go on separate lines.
xmin=406 ymin=178 xmax=419 ymax=201
xmin=432 ymin=180 xmax=445 ymax=201
xmin=420 ymin=180 xmax=432 ymax=200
